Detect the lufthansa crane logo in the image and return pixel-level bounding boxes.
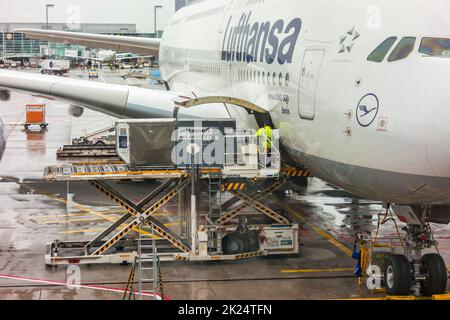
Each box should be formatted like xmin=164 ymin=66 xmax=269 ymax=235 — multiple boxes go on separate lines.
xmin=356 ymin=94 xmax=379 ymax=127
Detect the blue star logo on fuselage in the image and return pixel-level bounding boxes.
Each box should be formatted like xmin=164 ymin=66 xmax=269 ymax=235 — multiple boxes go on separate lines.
xmin=338 ymin=26 xmax=361 ymax=54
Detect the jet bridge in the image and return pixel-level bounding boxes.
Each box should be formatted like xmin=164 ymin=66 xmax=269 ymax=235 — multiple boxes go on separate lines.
xmin=43 ymin=119 xmax=310 ymax=266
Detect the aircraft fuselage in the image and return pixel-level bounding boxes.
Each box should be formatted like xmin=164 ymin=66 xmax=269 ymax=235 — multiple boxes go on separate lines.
xmin=159 ymin=0 xmax=450 ymax=205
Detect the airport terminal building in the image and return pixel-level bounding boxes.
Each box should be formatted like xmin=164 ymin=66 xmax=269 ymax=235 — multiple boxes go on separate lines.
xmin=0 ymin=23 xmax=156 ymax=58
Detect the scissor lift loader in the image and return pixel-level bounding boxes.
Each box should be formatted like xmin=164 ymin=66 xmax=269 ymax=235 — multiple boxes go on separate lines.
xmin=43 ymin=119 xmax=310 ymax=265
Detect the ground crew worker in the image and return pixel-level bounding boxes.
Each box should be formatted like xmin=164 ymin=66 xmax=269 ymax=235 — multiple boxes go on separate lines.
xmin=256 ymin=123 xmax=273 ymax=151
xmin=256 ymin=122 xmax=273 ymax=167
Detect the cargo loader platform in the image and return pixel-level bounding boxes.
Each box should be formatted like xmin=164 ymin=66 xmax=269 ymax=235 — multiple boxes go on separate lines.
xmin=56 ymin=144 xmax=119 ymax=159
xmin=44 ymin=163 xmax=187 ymax=181
xmin=42 ymin=119 xmax=311 ymax=266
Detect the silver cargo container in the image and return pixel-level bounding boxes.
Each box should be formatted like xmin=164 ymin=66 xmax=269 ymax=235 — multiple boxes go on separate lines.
xmin=115 ymin=119 xmax=236 ymax=169
xmin=116 ymin=119 xmax=176 ymax=168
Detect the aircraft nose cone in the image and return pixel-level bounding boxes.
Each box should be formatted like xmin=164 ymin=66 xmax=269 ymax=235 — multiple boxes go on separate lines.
xmin=427 ymin=96 xmax=450 ymax=176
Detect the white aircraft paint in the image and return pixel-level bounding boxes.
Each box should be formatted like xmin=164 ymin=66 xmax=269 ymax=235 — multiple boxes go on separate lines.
xmin=0 ymin=0 xmax=449 ymax=205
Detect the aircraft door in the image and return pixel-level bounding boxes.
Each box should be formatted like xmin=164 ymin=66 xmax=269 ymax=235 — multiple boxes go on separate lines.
xmin=298 ymin=49 xmax=325 ymax=120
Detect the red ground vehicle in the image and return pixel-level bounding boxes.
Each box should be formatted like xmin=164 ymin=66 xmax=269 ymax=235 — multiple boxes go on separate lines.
xmin=24 ymin=104 xmax=48 ymax=130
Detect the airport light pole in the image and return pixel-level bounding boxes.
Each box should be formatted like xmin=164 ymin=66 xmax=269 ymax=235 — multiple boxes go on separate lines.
xmin=154 ymin=5 xmax=163 ymax=38
xmin=46 ymin=4 xmax=54 ymax=30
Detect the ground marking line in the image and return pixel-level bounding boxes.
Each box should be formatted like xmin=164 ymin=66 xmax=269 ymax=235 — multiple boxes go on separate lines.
xmin=31 ymin=213 xmax=95 ymax=220
xmin=0 ymin=273 xmax=164 ymax=299
xmin=281 ymin=268 xmax=354 ymax=274
xmin=280 ymin=203 xmax=353 ymax=257
xmin=39 ymin=217 xmax=107 ymax=224
xmin=35 ymin=189 xmax=155 ymax=237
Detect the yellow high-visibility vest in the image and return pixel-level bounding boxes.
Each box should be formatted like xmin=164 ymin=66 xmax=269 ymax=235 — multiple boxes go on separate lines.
xmin=256 ymin=125 xmax=273 ymax=150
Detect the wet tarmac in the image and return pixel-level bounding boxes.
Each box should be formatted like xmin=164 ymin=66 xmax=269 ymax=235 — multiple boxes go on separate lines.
xmin=0 ymin=68 xmax=448 ymax=300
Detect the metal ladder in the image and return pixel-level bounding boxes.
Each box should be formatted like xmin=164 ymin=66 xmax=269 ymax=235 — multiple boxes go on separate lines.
xmin=208 ymin=173 xmax=222 ymax=219
xmin=137 ymin=226 xmax=159 ymax=300
xmin=123 ymin=257 xmax=137 ymax=300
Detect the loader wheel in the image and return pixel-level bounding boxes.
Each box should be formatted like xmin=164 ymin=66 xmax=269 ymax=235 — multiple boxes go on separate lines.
xmin=420 ymin=253 xmax=447 ymax=296
xmin=384 ymin=254 xmax=411 ymax=296
xmin=223 ymin=233 xmax=251 ymax=255
xmin=246 ymin=231 xmax=259 ymax=252
xmin=223 ymin=235 xmax=244 ymax=255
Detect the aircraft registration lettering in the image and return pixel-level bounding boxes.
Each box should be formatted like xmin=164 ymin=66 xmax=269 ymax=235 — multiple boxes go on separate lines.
xmin=268 ymin=93 xmax=290 ymax=114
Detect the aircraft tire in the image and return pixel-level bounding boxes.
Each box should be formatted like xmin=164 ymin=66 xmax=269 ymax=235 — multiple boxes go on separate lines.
xmin=420 ymin=253 xmax=447 ymax=296
xmin=384 ymin=254 xmax=411 ymax=296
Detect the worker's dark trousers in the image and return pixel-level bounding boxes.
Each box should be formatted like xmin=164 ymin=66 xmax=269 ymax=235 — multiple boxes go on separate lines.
xmin=264 ymin=149 xmax=272 ymax=167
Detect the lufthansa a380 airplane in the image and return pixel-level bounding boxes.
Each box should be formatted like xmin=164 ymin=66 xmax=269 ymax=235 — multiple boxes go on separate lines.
xmin=0 ymin=0 xmax=449 ymax=296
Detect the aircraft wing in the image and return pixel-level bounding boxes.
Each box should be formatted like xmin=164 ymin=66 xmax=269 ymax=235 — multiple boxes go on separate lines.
xmin=88 ymin=57 xmax=106 ymax=62
xmin=115 ymin=55 xmax=154 ymax=61
xmin=15 ymin=29 xmax=160 ymax=56
xmin=0 ymin=69 xmax=181 ymax=119
xmin=0 ymin=54 xmax=35 ymax=59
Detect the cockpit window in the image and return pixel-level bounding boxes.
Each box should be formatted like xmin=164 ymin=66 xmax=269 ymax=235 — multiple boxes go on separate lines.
xmin=388 ymin=37 xmax=416 ymax=62
xmin=419 ymin=37 xmax=450 ymax=57
xmin=367 ymin=37 xmax=397 ymax=62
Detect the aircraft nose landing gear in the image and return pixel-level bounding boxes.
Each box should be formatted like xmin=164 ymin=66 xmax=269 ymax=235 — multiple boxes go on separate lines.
xmin=403 ymin=223 xmax=447 ymax=296
xmin=383 ymin=208 xmax=448 ymax=296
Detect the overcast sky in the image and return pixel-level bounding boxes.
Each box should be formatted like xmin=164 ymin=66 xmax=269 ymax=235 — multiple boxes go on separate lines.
xmin=0 ymin=0 xmax=175 ymax=33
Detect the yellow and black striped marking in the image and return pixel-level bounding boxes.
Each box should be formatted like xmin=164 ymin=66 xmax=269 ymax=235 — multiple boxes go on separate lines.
xmin=91 ymin=179 xmax=190 ymax=256
xmin=216 ymin=179 xmax=286 ymax=226
xmin=175 ymin=255 xmax=189 ymax=261
xmin=281 ymin=167 xmax=312 ymax=178
xmin=123 ymin=263 xmax=136 ymax=300
xmin=147 ymin=222 xmax=190 ymax=253
xmin=232 ymin=190 xmax=290 ymax=225
xmin=221 ymin=182 xmax=247 ymax=192
xmin=234 ymin=251 xmax=266 ymax=260
xmin=89 ymin=180 xmax=140 ymax=216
